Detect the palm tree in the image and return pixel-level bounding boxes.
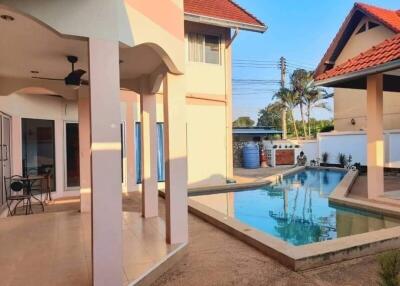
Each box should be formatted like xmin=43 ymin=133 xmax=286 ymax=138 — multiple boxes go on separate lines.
xmin=304 ymin=87 xmax=332 ymax=136
xmin=302 ymin=75 xmax=332 ymax=137
xmin=273 ymin=88 xmax=299 ymax=140
xmin=290 ymin=69 xmax=310 ymax=138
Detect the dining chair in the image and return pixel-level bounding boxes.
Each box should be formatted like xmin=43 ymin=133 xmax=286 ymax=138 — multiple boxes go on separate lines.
xmin=4 ymin=175 xmax=32 ymax=216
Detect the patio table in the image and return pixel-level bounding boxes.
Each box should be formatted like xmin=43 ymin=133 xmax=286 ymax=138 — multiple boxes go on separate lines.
xmin=20 ymin=175 xmax=49 ymax=213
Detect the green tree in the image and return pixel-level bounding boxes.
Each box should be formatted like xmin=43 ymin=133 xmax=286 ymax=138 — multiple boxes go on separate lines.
xmin=273 ymin=88 xmax=299 ymax=140
xmin=290 ymin=69 xmax=309 ymax=138
xmin=257 ymin=102 xmax=283 ymax=129
xmin=290 ymin=68 xmax=332 ymax=138
xmin=232 ymin=116 xmax=255 ymax=127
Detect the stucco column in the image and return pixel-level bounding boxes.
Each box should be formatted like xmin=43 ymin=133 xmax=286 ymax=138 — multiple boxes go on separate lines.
xmin=88 ymin=38 xmax=123 ymax=286
xmin=78 ymin=87 xmax=91 ymax=213
xmin=11 ymin=116 xmax=22 ymax=176
xmin=367 ymin=74 xmax=384 ymax=199
xmin=140 ymin=83 xmax=159 ymax=218
xmin=163 ymin=73 xmax=188 ymax=244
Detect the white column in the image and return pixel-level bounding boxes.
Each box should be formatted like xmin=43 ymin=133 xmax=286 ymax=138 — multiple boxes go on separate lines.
xmin=89 ymin=38 xmax=123 ymax=286
xmin=367 ymin=73 xmax=384 ymax=198
xmin=140 ymin=80 xmax=158 ymax=218
xmin=11 ymin=116 xmax=22 ymax=176
xmin=78 ymin=87 xmax=91 ymax=213
xmin=163 ymin=73 xmax=188 ymax=244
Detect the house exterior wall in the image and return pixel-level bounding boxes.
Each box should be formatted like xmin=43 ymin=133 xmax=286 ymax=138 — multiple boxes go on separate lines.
xmin=333 ymin=16 xmax=399 ymax=131
xmin=0 ymin=1 xmax=234 ymax=197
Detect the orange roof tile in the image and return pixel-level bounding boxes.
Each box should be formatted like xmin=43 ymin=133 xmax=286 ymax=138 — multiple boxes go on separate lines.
xmin=316 ymin=33 xmax=400 ymax=81
xmin=184 ymin=0 xmax=265 ymax=28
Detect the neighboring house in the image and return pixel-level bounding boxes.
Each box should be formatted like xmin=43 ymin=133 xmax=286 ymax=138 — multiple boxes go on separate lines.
xmin=315 ymin=3 xmax=400 ymax=132
xmin=315 ymin=2 xmax=400 ymax=199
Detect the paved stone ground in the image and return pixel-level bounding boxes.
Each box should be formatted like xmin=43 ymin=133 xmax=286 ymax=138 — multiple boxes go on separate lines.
xmin=15 ymin=191 xmax=384 ymax=286
xmin=233 ymin=166 xmax=293 ymax=183
xmin=153 ymin=204 xmax=381 ymax=286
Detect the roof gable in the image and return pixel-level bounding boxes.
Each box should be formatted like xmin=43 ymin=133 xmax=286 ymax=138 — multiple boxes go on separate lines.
xmin=315 ymin=2 xmax=400 ymax=77
xmin=316 ymin=33 xmax=400 ymax=81
xmin=183 ymin=0 xmax=266 ymax=32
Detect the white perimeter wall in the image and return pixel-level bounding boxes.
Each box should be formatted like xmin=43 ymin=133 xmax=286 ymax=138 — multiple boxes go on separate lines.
xmin=291 ymin=131 xmax=400 ymax=167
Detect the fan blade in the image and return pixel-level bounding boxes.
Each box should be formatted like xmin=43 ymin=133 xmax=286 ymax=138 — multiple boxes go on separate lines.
xmin=32 ymin=77 xmax=64 ymax=81
xmin=69 ymin=69 xmax=86 ymax=79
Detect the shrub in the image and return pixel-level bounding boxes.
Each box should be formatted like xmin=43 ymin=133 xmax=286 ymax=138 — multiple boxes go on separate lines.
xmin=378 ymin=250 xmax=400 ymax=286
xmin=337 ymin=153 xmax=347 ymax=167
xmin=322 ymin=152 xmax=329 ymax=164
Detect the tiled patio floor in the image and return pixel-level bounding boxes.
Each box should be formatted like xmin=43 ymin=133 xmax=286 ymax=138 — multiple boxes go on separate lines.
xmin=0 ymin=203 xmax=179 ymax=286
xmin=349 ymin=174 xmax=400 ymax=204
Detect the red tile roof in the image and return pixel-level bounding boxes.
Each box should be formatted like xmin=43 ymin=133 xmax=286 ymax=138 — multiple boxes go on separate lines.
xmin=315 ymin=2 xmax=400 ymax=78
xmin=316 ymin=33 xmax=400 ymax=81
xmin=184 ymin=0 xmax=265 ymax=28
xmin=356 ymin=3 xmax=400 ymax=32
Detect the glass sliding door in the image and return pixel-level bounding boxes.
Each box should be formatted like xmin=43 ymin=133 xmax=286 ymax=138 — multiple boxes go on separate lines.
xmin=22 ymin=118 xmax=56 ymax=192
xmin=65 ymin=122 xmax=80 ymax=189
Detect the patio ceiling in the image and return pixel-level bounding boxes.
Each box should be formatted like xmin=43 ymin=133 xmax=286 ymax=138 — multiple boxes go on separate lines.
xmin=0 ymin=8 xmax=89 ymax=83
xmin=0 ymin=7 xmax=171 ymax=98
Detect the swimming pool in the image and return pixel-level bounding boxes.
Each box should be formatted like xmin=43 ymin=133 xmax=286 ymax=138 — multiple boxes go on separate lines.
xmin=191 ymin=168 xmax=400 ymax=246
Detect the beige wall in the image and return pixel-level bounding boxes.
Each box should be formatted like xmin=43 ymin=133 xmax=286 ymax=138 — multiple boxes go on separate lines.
xmin=333 ymin=16 xmax=400 ymax=131
xmin=334 ymin=88 xmax=400 ymax=131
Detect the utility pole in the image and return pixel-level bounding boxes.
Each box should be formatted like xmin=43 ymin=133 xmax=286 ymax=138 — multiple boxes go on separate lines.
xmin=279 ymin=56 xmax=287 ymax=140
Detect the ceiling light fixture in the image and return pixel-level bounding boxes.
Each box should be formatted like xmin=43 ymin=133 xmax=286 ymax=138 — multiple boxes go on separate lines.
xmin=1 ymin=15 xmax=14 ymax=21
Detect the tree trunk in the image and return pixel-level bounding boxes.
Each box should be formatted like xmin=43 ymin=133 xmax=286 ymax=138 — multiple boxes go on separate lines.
xmin=282 ymin=108 xmax=287 ymax=140
xmin=290 ymin=110 xmax=299 ymax=140
xmin=299 ymin=102 xmax=307 ymax=139
xmin=307 ymin=105 xmax=311 ymax=138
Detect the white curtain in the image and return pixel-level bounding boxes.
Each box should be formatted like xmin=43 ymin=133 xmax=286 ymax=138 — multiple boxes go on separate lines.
xmin=188 ymin=33 xmax=204 ymax=62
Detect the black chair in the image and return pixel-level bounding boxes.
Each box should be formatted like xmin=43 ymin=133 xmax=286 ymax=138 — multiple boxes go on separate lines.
xmin=4 ymin=175 xmax=32 ymax=216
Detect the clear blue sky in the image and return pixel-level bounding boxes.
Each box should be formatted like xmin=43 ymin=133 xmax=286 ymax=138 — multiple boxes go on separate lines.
xmin=232 ymin=0 xmax=399 ymax=122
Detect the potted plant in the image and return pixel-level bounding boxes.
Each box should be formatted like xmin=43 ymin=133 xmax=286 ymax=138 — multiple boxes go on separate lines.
xmin=321 ymin=152 xmax=329 ymax=166
xmin=338 ymin=153 xmax=348 ymax=168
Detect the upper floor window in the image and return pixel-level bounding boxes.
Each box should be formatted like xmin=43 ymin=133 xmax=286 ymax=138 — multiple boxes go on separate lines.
xmin=188 ymin=33 xmax=221 ymax=64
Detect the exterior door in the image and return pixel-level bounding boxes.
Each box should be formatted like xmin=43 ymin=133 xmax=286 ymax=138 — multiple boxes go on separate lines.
xmin=22 ymin=118 xmax=56 ymax=192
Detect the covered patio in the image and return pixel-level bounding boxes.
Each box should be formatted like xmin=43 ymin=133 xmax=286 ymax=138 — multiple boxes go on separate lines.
xmin=316 ymin=33 xmax=400 ymax=200
xmin=0 ymin=1 xmax=188 ymax=286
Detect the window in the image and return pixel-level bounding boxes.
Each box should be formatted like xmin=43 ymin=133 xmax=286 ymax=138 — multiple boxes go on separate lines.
xmin=135 ymin=122 xmax=165 ymax=184
xmin=368 ymin=21 xmax=380 ymax=30
xmin=356 ymin=21 xmax=380 ymax=35
xmin=65 ymin=122 xmax=80 ymax=188
xmin=188 ymin=33 xmax=221 ymax=64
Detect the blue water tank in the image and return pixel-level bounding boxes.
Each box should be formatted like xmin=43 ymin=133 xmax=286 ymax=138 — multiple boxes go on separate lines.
xmin=242 ymin=143 xmax=260 ymax=169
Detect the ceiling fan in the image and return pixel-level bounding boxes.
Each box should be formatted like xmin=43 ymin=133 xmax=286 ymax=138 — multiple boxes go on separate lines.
xmin=32 ymin=55 xmax=88 ymax=89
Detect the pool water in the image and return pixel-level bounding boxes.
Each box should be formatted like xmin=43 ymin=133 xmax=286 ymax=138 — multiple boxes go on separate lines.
xmin=192 ymin=169 xmax=400 ymax=246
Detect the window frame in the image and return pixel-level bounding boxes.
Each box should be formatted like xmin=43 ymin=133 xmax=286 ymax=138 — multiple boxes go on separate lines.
xmin=187 ymin=32 xmax=222 ymax=65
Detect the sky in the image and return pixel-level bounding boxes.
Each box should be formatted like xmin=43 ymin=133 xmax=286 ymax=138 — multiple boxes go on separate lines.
xmin=231 ymin=0 xmax=399 ymax=122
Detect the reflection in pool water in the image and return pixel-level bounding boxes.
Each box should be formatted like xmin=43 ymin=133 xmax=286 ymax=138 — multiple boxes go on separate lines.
xmin=192 ymin=169 xmax=400 ymax=246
